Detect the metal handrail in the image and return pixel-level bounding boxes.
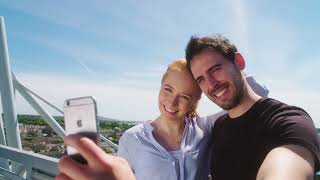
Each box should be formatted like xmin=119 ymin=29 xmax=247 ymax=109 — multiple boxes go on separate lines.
xmin=0 ymin=144 xmax=58 ymax=179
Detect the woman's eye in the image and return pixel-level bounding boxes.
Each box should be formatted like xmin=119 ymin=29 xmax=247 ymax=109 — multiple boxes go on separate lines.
xmin=181 ymin=96 xmax=190 ymax=101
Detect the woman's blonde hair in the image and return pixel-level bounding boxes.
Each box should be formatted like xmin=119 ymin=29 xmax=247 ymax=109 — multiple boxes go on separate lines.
xmin=161 ymin=59 xmax=201 ymax=118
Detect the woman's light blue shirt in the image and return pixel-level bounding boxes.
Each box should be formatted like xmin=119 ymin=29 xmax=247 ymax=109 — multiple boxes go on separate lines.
xmin=117 ymin=116 xmax=219 ymax=180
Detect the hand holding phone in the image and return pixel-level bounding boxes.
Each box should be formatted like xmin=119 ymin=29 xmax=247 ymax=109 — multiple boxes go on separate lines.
xmin=57 ymin=134 xmax=136 ymax=180
xmin=63 ymin=96 xmax=100 ymax=163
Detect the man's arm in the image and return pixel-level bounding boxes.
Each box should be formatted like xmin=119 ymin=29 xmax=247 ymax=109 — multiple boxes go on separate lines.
xmin=256 ymin=144 xmax=315 ymax=180
xmin=56 ymin=134 xmax=136 ymax=180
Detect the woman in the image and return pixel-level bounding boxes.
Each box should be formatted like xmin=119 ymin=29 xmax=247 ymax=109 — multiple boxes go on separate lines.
xmin=117 ymin=59 xmax=215 ymax=180
xmin=56 ymin=59 xmax=214 ymax=180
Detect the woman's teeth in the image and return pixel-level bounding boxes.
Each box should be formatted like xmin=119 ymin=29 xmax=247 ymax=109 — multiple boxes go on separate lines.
xmin=164 ymin=106 xmax=177 ymax=113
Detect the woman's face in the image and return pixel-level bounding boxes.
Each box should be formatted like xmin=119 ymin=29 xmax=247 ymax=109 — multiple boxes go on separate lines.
xmin=158 ymin=70 xmax=200 ymax=121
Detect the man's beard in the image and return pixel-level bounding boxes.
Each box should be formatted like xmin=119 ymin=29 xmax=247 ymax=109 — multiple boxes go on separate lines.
xmin=218 ymin=70 xmax=245 ymax=110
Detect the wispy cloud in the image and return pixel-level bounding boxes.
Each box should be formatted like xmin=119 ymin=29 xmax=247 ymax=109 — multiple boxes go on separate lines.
xmin=28 ymin=35 xmax=122 ymax=64
xmin=15 ymin=72 xmax=160 ymax=121
xmin=228 ymin=0 xmax=249 ymax=56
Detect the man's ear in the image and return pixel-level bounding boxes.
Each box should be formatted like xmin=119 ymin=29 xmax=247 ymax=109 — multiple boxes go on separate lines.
xmin=235 ymin=52 xmax=245 ymax=70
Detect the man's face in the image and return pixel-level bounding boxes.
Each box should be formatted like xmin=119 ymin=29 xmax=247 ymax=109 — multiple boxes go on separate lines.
xmin=190 ymin=50 xmax=244 ymax=110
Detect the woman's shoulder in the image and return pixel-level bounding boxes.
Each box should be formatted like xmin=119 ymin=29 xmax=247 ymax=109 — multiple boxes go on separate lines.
xmin=122 ymin=123 xmax=146 ymax=136
xmin=195 ymin=110 xmax=226 ymax=128
xmin=118 ymin=121 xmax=154 ymax=152
xmin=120 ymin=121 xmax=152 ymax=140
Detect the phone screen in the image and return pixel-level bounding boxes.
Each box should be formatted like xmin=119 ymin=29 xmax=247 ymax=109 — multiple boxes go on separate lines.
xmin=64 ymin=96 xmax=99 ymax=163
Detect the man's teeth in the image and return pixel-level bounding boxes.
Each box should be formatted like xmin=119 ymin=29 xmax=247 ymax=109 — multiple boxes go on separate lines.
xmin=215 ymin=88 xmax=226 ymax=97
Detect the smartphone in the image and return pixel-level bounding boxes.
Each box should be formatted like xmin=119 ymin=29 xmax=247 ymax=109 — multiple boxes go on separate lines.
xmin=63 ymin=96 xmax=100 ymax=163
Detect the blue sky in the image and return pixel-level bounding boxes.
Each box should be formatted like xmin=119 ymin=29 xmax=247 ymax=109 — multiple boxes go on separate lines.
xmin=0 ymin=0 xmax=319 ymax=126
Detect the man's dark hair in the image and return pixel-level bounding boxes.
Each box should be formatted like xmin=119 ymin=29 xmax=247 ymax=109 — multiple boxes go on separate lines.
xmin=185 ymin=34 xmax=238 ymax=69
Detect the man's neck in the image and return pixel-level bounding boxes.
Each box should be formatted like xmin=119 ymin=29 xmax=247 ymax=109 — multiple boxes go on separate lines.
xmin=228 ymin=81 xmax=262 ymax=118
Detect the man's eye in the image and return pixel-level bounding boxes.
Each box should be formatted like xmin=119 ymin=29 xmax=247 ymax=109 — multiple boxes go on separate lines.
xmin=210 ymin=67 xmax=221 ymax=74
xmin=197 ymin=78 xmax=203 ymax=84
xmin=164 ymin=87 xmax=172 ymax=92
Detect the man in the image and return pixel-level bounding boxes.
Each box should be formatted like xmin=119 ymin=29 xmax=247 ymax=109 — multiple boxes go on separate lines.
xmin=185 ymin=34 xmax=320 ymax=180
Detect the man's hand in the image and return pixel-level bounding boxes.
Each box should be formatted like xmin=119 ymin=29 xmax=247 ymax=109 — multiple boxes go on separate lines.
xmin=55 ymin=134 xmax=136 ymax=180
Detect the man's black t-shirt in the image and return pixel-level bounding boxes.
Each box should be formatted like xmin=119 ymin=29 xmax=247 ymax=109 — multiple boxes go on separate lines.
xmin=211 ymin=98 xmax=320 ymax=180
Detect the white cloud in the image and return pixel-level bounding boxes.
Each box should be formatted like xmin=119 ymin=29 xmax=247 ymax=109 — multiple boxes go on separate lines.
xmin=13 ymin=72 xmax=160 ymax=121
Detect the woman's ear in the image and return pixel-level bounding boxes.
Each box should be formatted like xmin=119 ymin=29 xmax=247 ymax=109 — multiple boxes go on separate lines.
xmin=235 ymin=52 xmax=245 ymax=70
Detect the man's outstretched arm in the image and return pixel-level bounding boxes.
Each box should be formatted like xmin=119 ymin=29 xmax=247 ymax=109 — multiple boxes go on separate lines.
xmin=56 ymin=134 xmax=136 ymax=180
xmin=257 ymin=144 xmax=315 ymax=180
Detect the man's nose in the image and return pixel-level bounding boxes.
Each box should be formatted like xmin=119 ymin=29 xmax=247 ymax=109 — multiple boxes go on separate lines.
xmin=206 ymin=76 xmax=218 ymax=92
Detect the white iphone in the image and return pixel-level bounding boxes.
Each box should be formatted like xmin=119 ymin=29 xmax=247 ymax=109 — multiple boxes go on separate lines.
xmin=63 ymin=96 xmax=100 ymax=163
